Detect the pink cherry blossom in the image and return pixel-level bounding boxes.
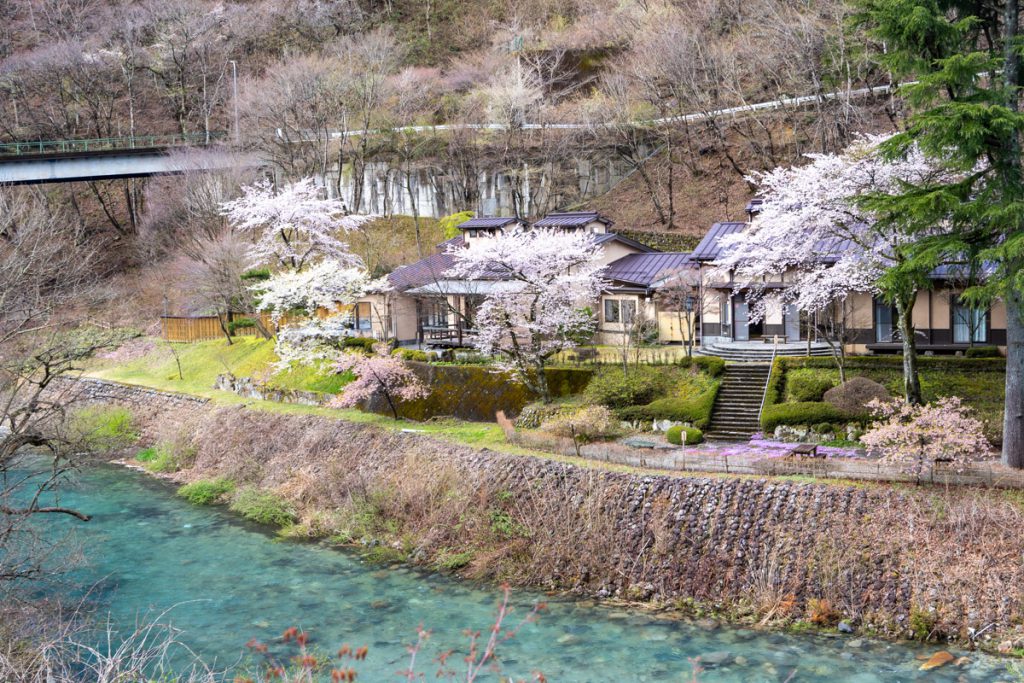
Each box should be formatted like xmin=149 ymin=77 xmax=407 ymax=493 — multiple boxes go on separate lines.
xmin=328 ymin=345 xmax=429 ymax=419
xmin=447 ymin=227 xmax=606 ymax=401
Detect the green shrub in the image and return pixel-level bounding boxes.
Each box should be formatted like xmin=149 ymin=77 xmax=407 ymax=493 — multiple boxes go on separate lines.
xmin=584 ymin=366 xmax=670 ymax=409
xmin=135 ymin=441 xmax=193 ymax=473
xmin=241 ymin=268 xmax=271 ymax=281
xmin=665 ymin=425 xmax=704 ymax=445
xmin=785 ymin=369 xmax=837 ymax=402
xmin=618 ymin=383 xmax=719 ymax=429
xmin=435 ymin=548 xmax=474 ymax=571
xmin=760 ymin=402 xmax=847 ymax=433
xmin=135 ymin=447 xmax=157 ymax=463
xmin=812 ymin=422 xmax=835 ymax=434
xmin=392 ymin=347 xmax=429 ymax=362
xmin=342 ymin=336 xmax=378 ymax=351
xmin=229 ymin=487 xmax=297 ymax=527
xmin=823 ymin=377 xmax=890 ymax=417
xmin=965 ymin=345 xmax=1001 ymax=358
xmin=70 ymin=406 xmax=138 ymax=452
xmin=226 ymin=317 xmax=257 ymax=335
xmin=489 ymin=509 xmax=530 ymax=539
xmin=677 ymin=355 xmax=726 ymax=377
xmin=540 ymin=405 xmax=619 ymax=444
xmin=178 ymin=478 xmax=235 ymax=505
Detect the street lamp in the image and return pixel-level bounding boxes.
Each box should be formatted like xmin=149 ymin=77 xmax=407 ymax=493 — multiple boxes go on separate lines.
xmin=229 ymin=59 xmax=240 ymax=144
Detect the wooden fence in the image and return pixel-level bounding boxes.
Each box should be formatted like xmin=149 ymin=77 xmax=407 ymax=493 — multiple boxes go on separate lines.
xmin=160 ymin=314 xmax=284 ymax=342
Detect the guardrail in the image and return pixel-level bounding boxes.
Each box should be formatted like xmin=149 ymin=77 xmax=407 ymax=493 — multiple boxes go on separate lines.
xmin=0 ymin=131 xmax=229 ymax=156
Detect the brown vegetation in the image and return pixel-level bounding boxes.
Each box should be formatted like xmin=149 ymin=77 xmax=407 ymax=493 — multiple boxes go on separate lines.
xmin=116 ymin=398 xmax=1024 ymax=645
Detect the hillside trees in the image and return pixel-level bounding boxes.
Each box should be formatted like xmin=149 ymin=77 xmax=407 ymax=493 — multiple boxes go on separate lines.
xmin=853 ymin=0 xmax=1024 ymax=467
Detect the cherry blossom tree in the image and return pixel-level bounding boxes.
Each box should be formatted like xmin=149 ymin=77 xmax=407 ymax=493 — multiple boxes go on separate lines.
xmin=253 ymin=260 xmax=378 ymax=325
xmin=861 ymin=396 xmax=991 ymax=481
xmin=447 ymin=228 xmax=605 ymax=402
xmin=714 ymin=135 xmax=958 ymax=404
xmin=328 ymin=345 xmax=428 ymax=419
xmin=220 ymin=178 xmax=373 ymax=272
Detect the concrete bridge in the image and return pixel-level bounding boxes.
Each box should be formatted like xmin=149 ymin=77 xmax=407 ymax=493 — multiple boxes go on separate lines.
xmin=0 ymin=133 xmax=253 ymax=185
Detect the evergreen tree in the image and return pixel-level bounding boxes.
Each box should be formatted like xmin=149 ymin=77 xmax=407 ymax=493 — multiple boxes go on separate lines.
xmin=854 ymin=0 xmax=1024 ymax=466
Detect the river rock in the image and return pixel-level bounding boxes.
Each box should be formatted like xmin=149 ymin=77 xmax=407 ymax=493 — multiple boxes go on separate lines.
xmin=919 ymin=651 xmax=956 ymax=670
xmin=846 ymin=639 xmax=864 ymax=649
xmin=695 ymin=617 xmax=720 ymax=630
xmin=700 ymin=651 xmax=733 ymax=667
xmin=838 ymin=621 xmax=855 ymax=634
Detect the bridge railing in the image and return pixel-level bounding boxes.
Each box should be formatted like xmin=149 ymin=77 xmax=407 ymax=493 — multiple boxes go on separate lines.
xmin=0 ymin=131 xmax=229 ymax=156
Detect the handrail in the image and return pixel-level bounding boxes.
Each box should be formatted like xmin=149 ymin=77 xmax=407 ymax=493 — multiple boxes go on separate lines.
xmin=0 ymin=131 xmax=229 ymax=157
xmin=757 ymin=336 xmax=780 ymax=426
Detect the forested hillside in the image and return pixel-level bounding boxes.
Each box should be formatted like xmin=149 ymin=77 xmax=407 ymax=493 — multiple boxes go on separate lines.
xmin=0 ymin=0 xmax=898 ymax=317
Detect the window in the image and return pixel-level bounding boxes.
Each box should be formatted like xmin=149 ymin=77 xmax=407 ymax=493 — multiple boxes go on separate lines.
xmin=874 ymin=298 xmax=896 ymax=343
xmin=423 ymin=300 xmax=448 ymax=328
xmin=468 ymin=229 xmax=478 ymax=238
xmin=953 ymin=299 xmax=987 ymax=343
xmin=604 ymin=299 xmax=636 ymax=325
xmin=604 ymin=299 xmax=620 ymax=323
xmin=355 ymin=302 xmax=372 ymax=332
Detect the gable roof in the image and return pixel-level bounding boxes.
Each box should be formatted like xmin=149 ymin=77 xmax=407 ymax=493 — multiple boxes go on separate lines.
xmin=603 ymin=252 xmax=693 ymax=287
xmin=691 ymin=222 xmax=746 ymax=261
xmin=594 ymin=231 xmax=658 ymax=253
xmin=457 ymin=216 xmax=520 ymax=230
xmin=534 ymin=211 xmax=614 ymax=228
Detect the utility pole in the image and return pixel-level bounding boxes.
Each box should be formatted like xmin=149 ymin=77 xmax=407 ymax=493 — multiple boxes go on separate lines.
xmin=230 ymin=59 xmax=240 ymax=144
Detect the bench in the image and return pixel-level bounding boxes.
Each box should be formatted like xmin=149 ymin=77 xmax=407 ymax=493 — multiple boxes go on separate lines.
xmin=790 ymin=443 xmax=821 ymax=458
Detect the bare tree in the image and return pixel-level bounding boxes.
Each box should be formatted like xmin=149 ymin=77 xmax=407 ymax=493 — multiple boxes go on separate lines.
xmin=655 ymin=267 xmax=704 ymax=358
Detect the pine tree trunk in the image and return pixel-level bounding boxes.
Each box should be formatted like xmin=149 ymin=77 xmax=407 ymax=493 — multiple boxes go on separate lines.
xmin=895 ymin=297 xmax=923 ymax=404
xmin=1003 ymin=281 xmax=1024 ymax=467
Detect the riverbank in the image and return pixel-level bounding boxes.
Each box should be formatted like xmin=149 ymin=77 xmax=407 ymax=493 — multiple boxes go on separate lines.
xmin=60 ymin=375 xmax=1024 ymax=656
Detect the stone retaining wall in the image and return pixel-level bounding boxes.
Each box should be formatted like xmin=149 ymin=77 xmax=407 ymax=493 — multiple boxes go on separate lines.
xmin=68 ymin=376 xmax=1024 ymax=647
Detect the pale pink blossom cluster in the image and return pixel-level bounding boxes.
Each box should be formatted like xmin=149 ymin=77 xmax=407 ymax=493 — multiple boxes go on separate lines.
xmin=220 ymin=177 xmax=374 ymax=271
xmin=714 ymin=135 xmax=953 ymax=320
xmin=447 ymin=228 xmax=606 ymax=396
xmin=861 ymin=396 xmax=992 ymax=477
xmin=328 ymin=345 xmax=429 ymax=419
xmin=253 ymin=260 xmax=381 ymax=324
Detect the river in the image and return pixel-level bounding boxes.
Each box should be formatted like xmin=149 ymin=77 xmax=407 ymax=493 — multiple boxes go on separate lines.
xmin=20 ymin=464 xmax=1015 ymax=682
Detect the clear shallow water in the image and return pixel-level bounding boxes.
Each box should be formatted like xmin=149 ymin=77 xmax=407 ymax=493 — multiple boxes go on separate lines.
xmin=23 ymin=464 xmax=1014 ymax=682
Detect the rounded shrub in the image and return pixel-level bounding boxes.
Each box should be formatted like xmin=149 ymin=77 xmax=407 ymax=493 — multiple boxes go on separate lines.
xmin=392 ymin=347 xmax=429 ymax=362
xmin=666 ymin=425 xmax=703 ymax=445
xmin=786 ymin=370 xmax=837 ymax=402
xmin=965 ymin=345 xmax=1001 ymax=358
xmin=823 ymin=377 xmax=891 ymax=417
xmin=584 ymin=366 xmax=669 ymax=409
xmin=812 ymin=422 xmax=835 ymax=435
xmin=666 ymin=425 xmax=684 ymax=445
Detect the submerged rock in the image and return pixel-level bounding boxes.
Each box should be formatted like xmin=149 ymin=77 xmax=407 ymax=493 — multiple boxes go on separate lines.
xmin=919 ymin=650 xmax=955 ymax=670
xmin=700 ymin=651 xmax=733 ymax=667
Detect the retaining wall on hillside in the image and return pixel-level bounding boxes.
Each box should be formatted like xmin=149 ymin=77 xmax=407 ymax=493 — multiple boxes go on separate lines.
xmin=67 ymin=376 xmax=1024 ymax=646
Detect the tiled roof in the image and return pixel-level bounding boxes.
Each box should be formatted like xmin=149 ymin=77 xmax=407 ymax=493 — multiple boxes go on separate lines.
xmin=388 ymin=236 xmax=463 ymax=291
xmin=593 ymin=232 xmax=658 ymax=253
xmin=457 ymin=216 xmax=519 ymax=229
xmin=534 ymin=211 xmax=614 ymax=228
xmin=603 ymin=252 xmax=693 ymax=287
xmin=746 ymin=198 xmax=764 ymax=214
xmin=691 ymin=222 xmax=746 ymax=261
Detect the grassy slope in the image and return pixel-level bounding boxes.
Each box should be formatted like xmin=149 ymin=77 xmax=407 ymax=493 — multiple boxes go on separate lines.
xmin=85 ymin=337 xmax=529 ymax=454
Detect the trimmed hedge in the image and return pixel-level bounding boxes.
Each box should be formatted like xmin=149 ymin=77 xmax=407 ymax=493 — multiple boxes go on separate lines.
xmin=786 ymin=369 xmax=837 ymax=402
xmin=760 ymin=401 xmax=849 ymax=434
xmin=675 ymin=355 xmax=726 ymax=377
xmin=584 ymin=366 xmax=671 ymax=409
xmin=965 ymin=345 xmax=1001 ymax=358
xmin=666 ymin=425 xmax=703 ymax=445
xmin=342 ymin=336 xmax=379 ymax=351
xmin=618 ymin=387 xmax=719 ymax=429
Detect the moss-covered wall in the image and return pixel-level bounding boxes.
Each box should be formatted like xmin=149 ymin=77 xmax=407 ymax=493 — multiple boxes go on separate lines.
xmin=364 ymin=363 xmax=594 ymax=422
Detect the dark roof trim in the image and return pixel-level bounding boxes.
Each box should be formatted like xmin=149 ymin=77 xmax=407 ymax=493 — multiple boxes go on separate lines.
xmin=534 ymin=211 xmax=615 ymax=228
xmin=457 ymin=216 xmax=520 ymax=230
xmin=595 ymin=232 xmax=658 ymax=253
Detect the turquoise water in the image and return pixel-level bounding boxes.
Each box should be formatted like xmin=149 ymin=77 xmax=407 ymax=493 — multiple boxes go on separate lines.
xmin=22 ymin=464 xmax=1014 ymax=682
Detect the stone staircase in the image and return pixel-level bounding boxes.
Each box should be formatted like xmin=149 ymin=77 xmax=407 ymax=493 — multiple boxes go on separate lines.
xmin=704 ymin=363 xmax=772 ymax=441
xmin=698 ymin=340 xmax=833 ymax=362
